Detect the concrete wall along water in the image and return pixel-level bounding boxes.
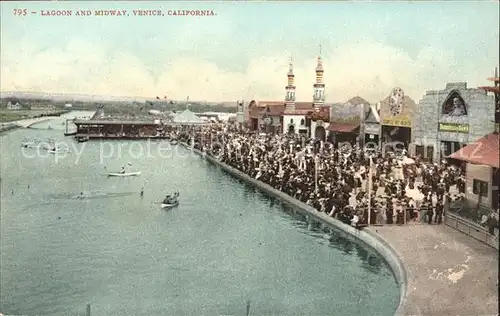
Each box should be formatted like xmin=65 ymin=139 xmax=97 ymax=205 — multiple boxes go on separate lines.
xmin=182 ymin=144 xmax=408 ymax=316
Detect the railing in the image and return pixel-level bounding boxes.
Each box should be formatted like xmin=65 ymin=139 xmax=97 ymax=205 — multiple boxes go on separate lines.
xmin=444 ymin=213 xmax=499 ymax=249
xmin=354 ymin=207 xmax=439 ymax=226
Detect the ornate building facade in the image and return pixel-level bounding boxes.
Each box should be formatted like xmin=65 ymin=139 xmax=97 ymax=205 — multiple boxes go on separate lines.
xmin=412 ymin=82 xmax=495 ymax=162
xmin=247 ymin=54 xmax=331 ymax=138
xmin=282 ymin=55 xmax=330 ymax=137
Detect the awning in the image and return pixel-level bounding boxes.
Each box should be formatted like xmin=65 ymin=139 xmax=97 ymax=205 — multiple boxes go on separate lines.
xmin=478 ymin=86 xmax=500 ymax=93
xmin=327 ymin=123 xmax=359 ymax=133
xmin=447 ymin=133 xmax=499 ymax=168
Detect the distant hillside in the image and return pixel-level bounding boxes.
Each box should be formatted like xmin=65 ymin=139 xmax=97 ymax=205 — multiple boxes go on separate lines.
xmin=0 ymin=91 xmax=156 ymax=103
xmin=0 ymin=91 xmax=238 ymax=111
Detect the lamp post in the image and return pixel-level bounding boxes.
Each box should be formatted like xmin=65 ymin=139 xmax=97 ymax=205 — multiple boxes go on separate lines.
xmin=314 ymin=155 xmax=319 ymax=195
xmin=237 ymin=99 xmax=244 ymax=130
xmin=263 ymin=116 xmax=272 ymax=134
xmin=367 ymin=156 xmax=374 ymax=226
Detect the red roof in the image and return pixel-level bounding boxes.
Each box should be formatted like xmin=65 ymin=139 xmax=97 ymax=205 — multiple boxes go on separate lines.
xmin=487 ymin=77 xmax=500 ymax=83
xmin=284 ymin=109 xmax=312 ymax=115
xmin=327 ymin=123 xmax=359 ymax=133
xmin=259 ymin=103 xmax=286 ymax=116
xmin=448 ymin=133 xmax=499 ymax=168
xmin=248 ymin=100 xmax=285 ymax=118
xmin=295 ymin=102 xmax=314 ymax=110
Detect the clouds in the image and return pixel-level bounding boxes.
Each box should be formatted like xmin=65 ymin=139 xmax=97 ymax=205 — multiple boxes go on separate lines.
xmin=1 ymin=1 xmax=498 ymax=103
xmin=0 ymin=36 xmax=497 ymax=103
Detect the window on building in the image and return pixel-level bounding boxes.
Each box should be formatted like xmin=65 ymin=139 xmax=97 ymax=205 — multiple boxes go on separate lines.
xmin=300 ymin=119 xmax=305 ymax=125
xmin=415 ymin=145 xmax=434 ymax=162
xmin=472 ymin=179 xmax=488 ymax=197
xmin=440 ymin=141 xmax=464 ymax=157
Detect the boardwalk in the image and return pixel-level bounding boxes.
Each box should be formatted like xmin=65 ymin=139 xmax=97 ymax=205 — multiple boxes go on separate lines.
xmin=374 ymin=225 xmax=498 ymax=316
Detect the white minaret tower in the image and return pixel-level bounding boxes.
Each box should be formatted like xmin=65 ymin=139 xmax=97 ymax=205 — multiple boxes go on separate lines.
xmin=285 ymin=57 xmax=296 ymax=111
xmin=313 ymin=46 xmax=325 ymax=111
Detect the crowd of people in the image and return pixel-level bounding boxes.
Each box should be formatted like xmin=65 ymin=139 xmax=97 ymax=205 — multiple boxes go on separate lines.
xmin=174 ymin=123 xmax=480 ymax=229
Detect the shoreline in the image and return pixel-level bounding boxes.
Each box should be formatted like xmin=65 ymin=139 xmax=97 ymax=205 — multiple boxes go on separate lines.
xmin=0 ymin=124 xmax=20 ymax=135
xmin=0 ymin=112 xmax=69 ymax=136
xmin=183 ymin=144 xmax=408 ymax=316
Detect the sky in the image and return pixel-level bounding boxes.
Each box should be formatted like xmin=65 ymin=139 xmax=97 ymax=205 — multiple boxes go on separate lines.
xmin=1 ymin=1 xmax=499 ymax=103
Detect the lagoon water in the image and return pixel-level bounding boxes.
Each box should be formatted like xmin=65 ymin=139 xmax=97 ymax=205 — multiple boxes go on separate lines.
xmin=0 ymin=116 xmax=399 ymax=316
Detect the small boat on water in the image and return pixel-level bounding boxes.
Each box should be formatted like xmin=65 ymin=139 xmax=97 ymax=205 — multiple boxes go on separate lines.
xmin=76 ymin=136 xmax=89 ymax=143
xmin=161 ymin=192 xmax=180 ymax=208
xmin=170 ymin=139 xmax=179 ymax=145
xmin=107 ymin=171 xmax=141 ymax=177
xmin=161 ymin=200 xmax=179 ymax=208
xmin=47 ymin=124 xmax=52 ymax=130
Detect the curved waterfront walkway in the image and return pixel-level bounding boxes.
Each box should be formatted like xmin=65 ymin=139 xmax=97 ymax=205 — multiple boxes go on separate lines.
xmin=187 ymin=145 xmax=498 ymax=316
xmin=0 ymin=116 xmax=59 ymax=129
xmin=374 ymin=225 xmax=498 ymax=316
xmin=17 ymin=116 xmax=59 ymax=128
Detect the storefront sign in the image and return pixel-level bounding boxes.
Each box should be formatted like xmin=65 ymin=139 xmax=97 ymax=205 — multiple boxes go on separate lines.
xmin=438 ymin=122 xmax=469 ymax=133
xmin=382 ymin=117 xmax=411 ymax=127
xmin=364 ymin=123 xmax=380 ymax=134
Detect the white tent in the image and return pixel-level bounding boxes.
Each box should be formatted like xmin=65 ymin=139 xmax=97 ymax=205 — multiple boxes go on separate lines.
xmin=173 ymin=109 xmax=205 ymax=124
xmin=402 ymin=157 xmax=415 ymax=165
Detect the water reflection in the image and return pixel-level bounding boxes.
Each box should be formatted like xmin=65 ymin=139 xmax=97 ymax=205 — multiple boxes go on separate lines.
xmin=48 ymin=190 xmax=137 ymax=201
xmin=274 ymin=202 xmax=390 ymax=276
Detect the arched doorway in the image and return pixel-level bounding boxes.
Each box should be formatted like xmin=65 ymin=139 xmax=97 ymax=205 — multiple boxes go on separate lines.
xmin=288 ymin=124 xmax=295 ymax=134
xmin=315 ymin=126 xmax=326 ymax=141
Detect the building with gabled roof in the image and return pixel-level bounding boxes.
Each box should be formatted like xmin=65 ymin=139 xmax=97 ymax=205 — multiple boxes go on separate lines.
xmin=6 ymin=101 xmax=22 ymax=110
xmin=245 ymin=53 xmax=332 ymax=137
xmin=361 ymin=103 xmax=381 ymax=147
xmin=282 ymin=54 xmax=330 ymax=139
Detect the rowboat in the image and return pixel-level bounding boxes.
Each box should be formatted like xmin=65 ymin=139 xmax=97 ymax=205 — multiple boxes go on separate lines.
xmin=76 ymin=136 xmax=89 ymax=143
xmin=161 ymin=200 xmax=179 ymax=208
xmin=107 ymin=171 xmax=141 ymax=177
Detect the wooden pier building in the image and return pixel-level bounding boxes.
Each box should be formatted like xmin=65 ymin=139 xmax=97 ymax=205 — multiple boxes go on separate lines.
xmin=74 ymin=119 xmax=164 ymax=139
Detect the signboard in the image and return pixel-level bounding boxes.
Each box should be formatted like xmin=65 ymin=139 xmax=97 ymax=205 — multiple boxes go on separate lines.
xmin=379 ymin=88 xmax=416 ymax=128
xmin=382 ymin=117 xmax=411 ymax=127
xmin=438 ymin=122 xmax=469 ymax=133
xmin=364 ymin=123 xmax=380 ymax=134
